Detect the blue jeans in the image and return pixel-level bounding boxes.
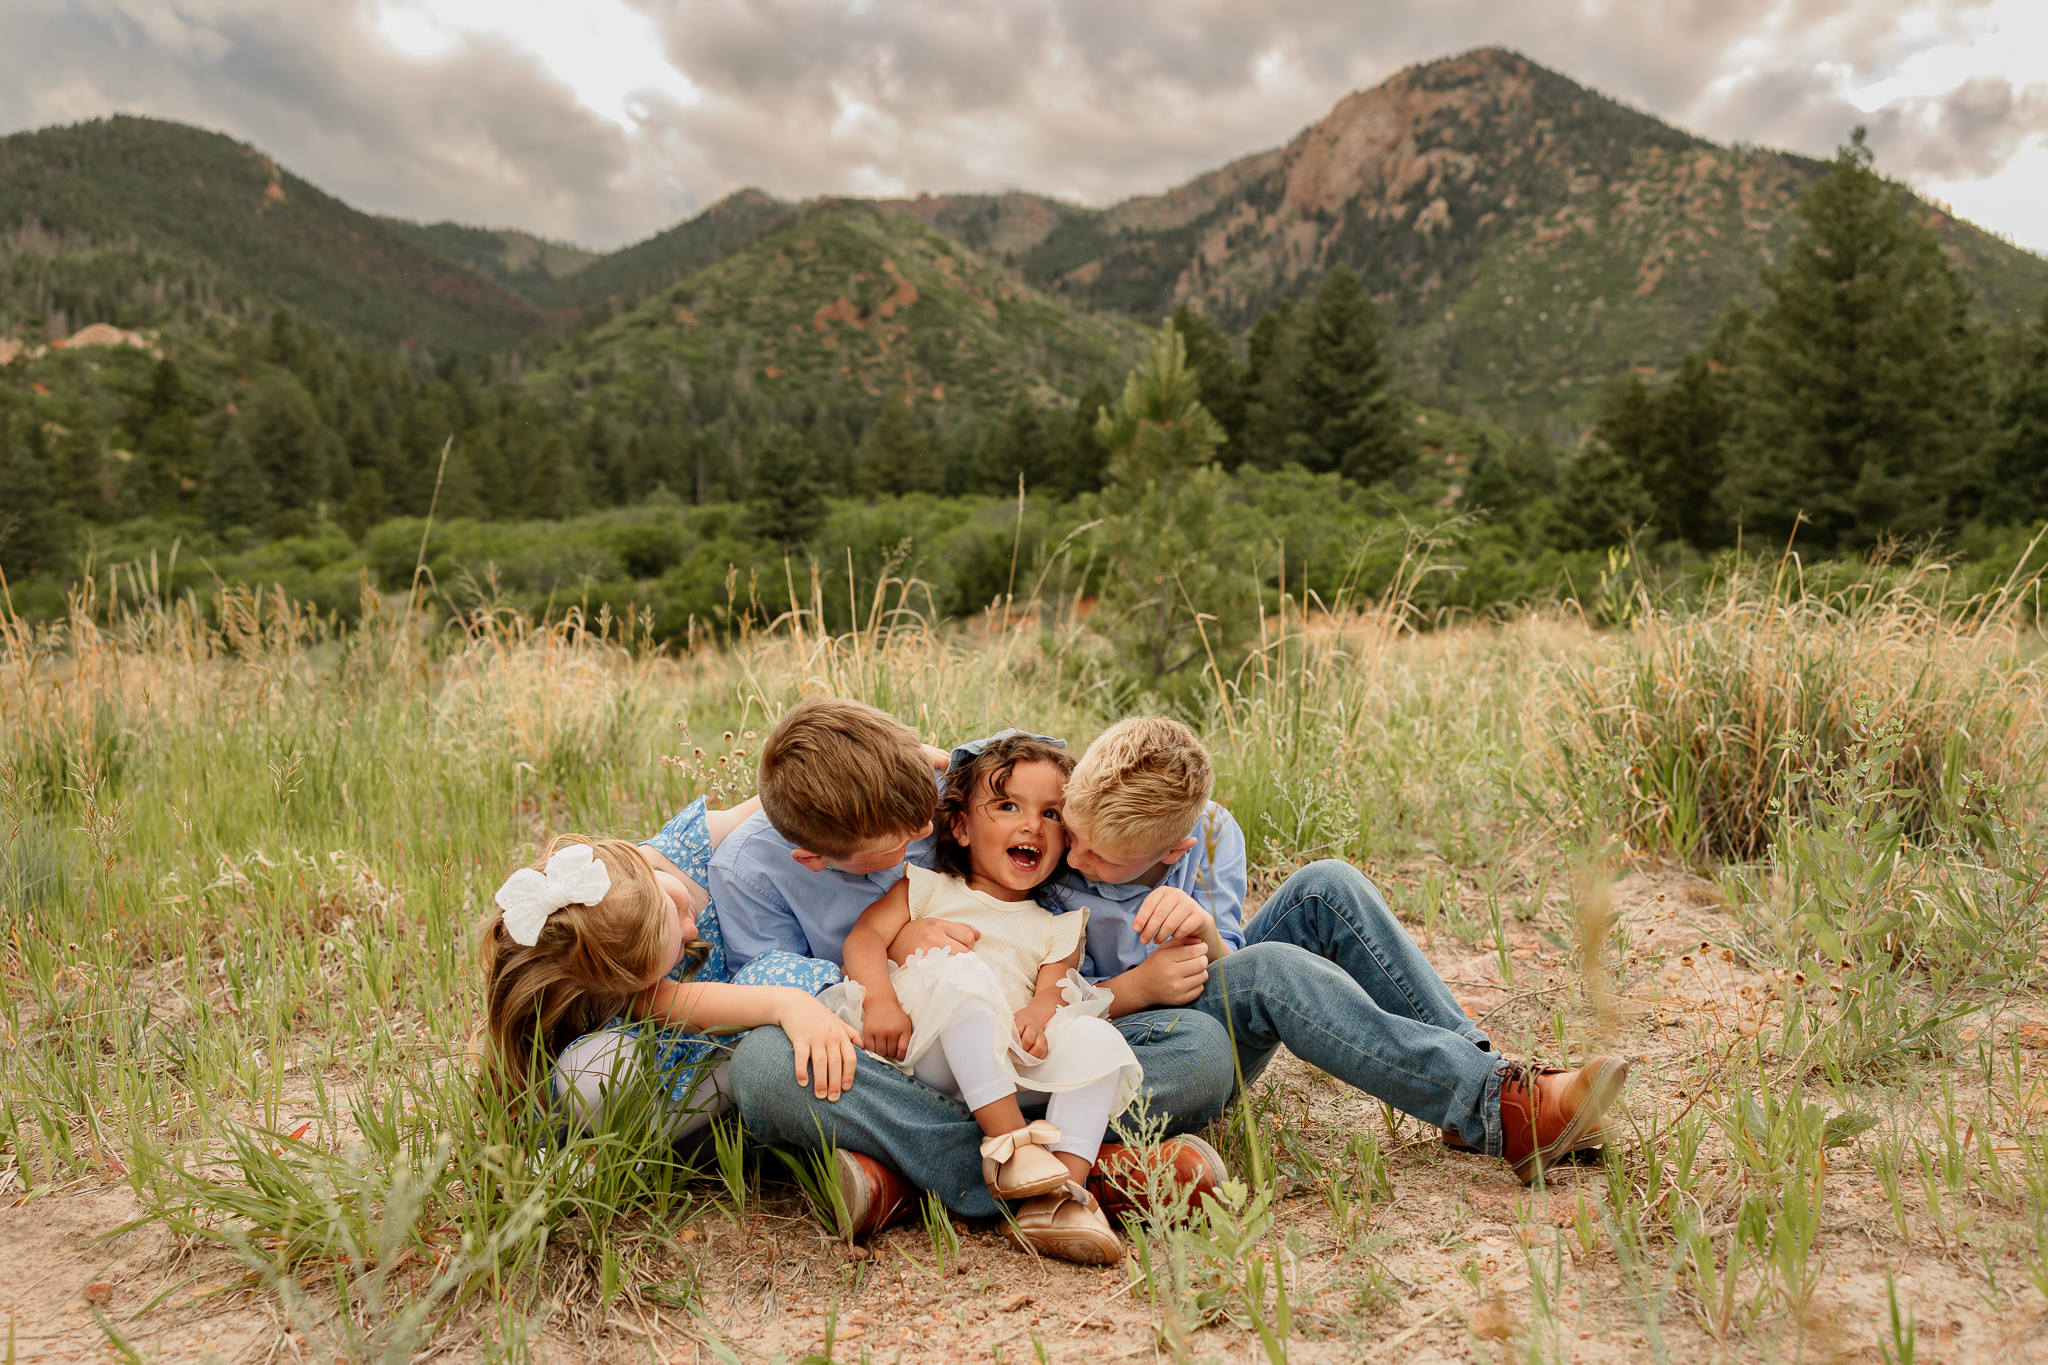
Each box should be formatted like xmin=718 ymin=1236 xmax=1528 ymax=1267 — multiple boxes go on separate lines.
xmin=1200 ymin=859 xmax=1508 ymax=1155
xmin=729 ymin=1008 xmax=1235 ymax=1217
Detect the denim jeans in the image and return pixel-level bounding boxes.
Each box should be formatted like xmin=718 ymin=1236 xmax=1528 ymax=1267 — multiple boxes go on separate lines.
xmin=1199 ymin=859 xmax=1508 ymax=1155
xmin=729 ymin=1007 xmax=1235 ymax=1217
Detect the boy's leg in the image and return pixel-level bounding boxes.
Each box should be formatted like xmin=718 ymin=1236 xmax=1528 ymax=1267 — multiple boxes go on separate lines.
xmin=1195 ymin=942 xmax=1508 ymax=1153
xmin=1247 ymin=859 xmax=1491 ymax=1049
xmin=730 ymin=1009 xmax=1236 ymax=1218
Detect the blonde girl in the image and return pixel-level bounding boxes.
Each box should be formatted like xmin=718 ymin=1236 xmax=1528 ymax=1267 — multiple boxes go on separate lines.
xmin=479 ymin=798 xmax=860 ymax=1139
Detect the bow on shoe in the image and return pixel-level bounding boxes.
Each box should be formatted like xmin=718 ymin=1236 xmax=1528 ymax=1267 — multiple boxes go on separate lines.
xmin=979 ymin=1120 xmax=1063 ymax=1165
xmin=496 ymin=844 xmax=612 ymax=946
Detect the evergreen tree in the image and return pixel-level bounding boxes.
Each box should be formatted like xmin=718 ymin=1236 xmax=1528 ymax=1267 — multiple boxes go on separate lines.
xmin=1088 ymin=321 xmax=1248 ymax=695
xmin=1646 ymin=354 xmax=1731 ymax=546
xmin=201 ymin=425 xmax=275 ymax=534
xmin=855 ymin=396 xmax=943 ymax=496
xmin=1555 ymin=440 xmax=1656 ymax=549
xmin=1989 ymin=302 xmax=2048 ymax=523
xmin=1241 ymin=301 xmax=1312 ymax=469
xmin=1049 ymin=380 xmax=1113 ymax=498
xmin=1720 ymin=128 xmax=1989 ymax=549
xmin=242 ymin=373 xmax=329 ymax=511
xmin=984 ymin=388 xmax=1057 ymax=494
xmin=339 ymin=467 xmax=389 ymax=541
xmin=117 ymin=358 xmax=198 ymax=517
xmin=1295 ymin=267 xmax=1412 ymax=484
xmin=747 ymin=423 xmax=829 ymax=545
xmin=0 ymin=414 xmax=66 ymax=578
xmin=1171 ymin=306 xmax=1246 ymax=448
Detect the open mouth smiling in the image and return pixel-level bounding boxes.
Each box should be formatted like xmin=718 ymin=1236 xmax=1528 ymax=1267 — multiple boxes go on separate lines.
xmin=1005 ymin=843 xmax=1043 ymax=873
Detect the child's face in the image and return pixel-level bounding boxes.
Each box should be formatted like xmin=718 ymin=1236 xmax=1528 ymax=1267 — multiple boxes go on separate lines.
xmin=1063 ymin=814 xmax=1172 ymax=885
xmin=951 ymin=759 xmax=1067 ymax=894
xmin=821 ymin=823 xmax=934 ymax=875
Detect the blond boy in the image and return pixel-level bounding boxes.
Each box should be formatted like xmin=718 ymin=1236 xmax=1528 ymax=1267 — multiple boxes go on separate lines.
xmin=1047 ymin=716 xmax=1630 ymax=1186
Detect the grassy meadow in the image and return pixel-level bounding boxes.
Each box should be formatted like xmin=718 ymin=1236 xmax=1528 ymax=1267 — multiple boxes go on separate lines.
xmin=4 ymin=544 xmax=2048 ymax=1363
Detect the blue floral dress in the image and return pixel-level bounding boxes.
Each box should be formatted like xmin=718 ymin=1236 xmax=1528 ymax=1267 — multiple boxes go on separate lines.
xmin=552 ymin=798 xmax=849 ymax=1109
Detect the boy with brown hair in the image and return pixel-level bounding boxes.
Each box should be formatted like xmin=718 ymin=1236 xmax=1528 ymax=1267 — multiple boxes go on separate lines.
xmin=1047 ymin=714 xmax=1630 ymax=1186
xmin=711 ymin=699 xmax=1236 ymax=1236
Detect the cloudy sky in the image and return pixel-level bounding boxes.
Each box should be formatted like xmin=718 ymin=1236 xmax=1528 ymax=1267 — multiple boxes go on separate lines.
xmin=2 ymin=0 xmax=2043 ymax=253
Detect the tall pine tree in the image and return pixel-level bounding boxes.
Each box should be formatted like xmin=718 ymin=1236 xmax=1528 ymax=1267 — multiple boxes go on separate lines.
xmin=1296 ymin=266 xmax=1412 ymax=485
xmin=1171 ymin=306 xmax=1246 ymax=449
xmin=748 ymin=423 xmax=829 ymax=545
xmin=1720 ymin=128 xmax=1989 ymax=549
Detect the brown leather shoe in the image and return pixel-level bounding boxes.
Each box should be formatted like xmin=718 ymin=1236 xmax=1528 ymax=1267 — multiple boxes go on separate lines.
xmin=836 ymin=1149 xmax=914 ymax=1240
xmin=1090 ymin=1135 xmax=1228 ymax=1220
xmin=1497 ymin=1056 xmax=1630 ymax=1185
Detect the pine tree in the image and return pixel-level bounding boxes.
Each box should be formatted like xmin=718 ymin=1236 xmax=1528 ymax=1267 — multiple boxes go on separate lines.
xmin=984 ymin=388 xmax=1057 ymax=494
xmin=1720 ymin=128 xmax=1989 ymax=549
xmin=117 ymin=358 xmax=198 ymax=517
xmin=1990 ymin=302 xmax=2048 ymax=523
xmin=1555 ymin=440 xmax=1656 ymax=549
xmin=747 ymin=423 xmax=829 ymax=545
xmin=855 ymin=396 xmax=943 ymax=496
xmin=1049 ymin=380 xmax=1113 ymax=498
xmin=339 ymin=467 xmax=390 ymax=541
xmin=1645 ymin=354 xmax=1731 ymax=546
xmin=242 ymin=373 xmax=329 ymax=511
xmin=0 ymin=414 xmax=67 ymax=578
xmin=1088 ymin=321 xmax=1248 ymax=695
xmin=1172 ymin=306 xmax=1246 ymax=448
xmin=1241 ymin=301 xmax=1313 ymax=469
xmin=1296 ymin=267 xmax=1412 ymax=484
xmin=201 ymin=425 xmax=275 ymax=534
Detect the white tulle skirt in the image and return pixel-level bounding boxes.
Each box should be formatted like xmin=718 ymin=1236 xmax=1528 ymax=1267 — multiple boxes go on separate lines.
xmin=819 ymin=948 xmax=1142 ymax=1114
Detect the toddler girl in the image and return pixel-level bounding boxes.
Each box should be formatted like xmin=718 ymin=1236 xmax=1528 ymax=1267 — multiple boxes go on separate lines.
xmin=479 ymin=797 xmax=861 ymax=1140
xmin=843 ymin=735 xmax=1140 ymax=1265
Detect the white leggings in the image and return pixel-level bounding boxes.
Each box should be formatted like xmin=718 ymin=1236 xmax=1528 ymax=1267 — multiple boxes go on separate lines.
xmin=551 ymin=1030 xmax=733 ymax=1143
xmin=910 ymin=1009 xmax=1120 ymax=1165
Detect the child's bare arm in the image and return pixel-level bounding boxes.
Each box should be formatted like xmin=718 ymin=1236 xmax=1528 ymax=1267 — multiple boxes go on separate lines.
xmin=843 ymin=880 xmax=916 ymax=1059
xmin=704 ymin=796 xmax=762 ymax=846
xmin=1014 ymin=941 xmax=1084 ymax=1060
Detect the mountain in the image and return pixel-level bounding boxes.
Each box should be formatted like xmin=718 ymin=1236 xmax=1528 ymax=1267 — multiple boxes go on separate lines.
xmin=999 ymin=48 xmax=2048 ymax=424
xmin=531 ymin=201 xmax=1144 ymax=413
xmin=0 ymin=116 xmax=554 ymax=354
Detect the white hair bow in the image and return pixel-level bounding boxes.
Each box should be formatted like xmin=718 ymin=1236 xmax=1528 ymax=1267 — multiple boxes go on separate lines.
xmin=495 ymin=844 xmax=611 ymax=946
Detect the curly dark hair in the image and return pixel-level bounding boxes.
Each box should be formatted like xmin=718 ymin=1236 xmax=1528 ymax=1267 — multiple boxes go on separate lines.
xmin=932 ymin=735 xmax=1075 ymax=909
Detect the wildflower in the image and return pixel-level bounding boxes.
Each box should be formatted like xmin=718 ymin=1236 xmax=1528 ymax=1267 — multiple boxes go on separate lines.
xmin=723 ymin=731 xmax=735 ymax=743
xmin=1680 ymin=954 xmax=1695 ymax=968
xmin=744 ymin=730 xmax=757 ymax=740
xmin=1791 ymin=971 xmax=1807 ymax=986
xmin=1720 ymin=948 xmax=1734 ymax=963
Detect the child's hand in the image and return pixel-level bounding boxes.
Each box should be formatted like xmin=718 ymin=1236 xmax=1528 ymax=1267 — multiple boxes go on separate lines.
xmin=1132 ymin=886 xmax=1214 ymax=948
xmin=778 ymin=994 xmax=862 ymax=1101
xmin=921 ymin=743 xmax=952 ymax=774
xmin=887 ymin=917 xmax=981 ymax=965
xmin=1014 ymin=1002 xmax=1055 ymax=1060
xmin=861 ymin=999 xmax=915 ymax=1061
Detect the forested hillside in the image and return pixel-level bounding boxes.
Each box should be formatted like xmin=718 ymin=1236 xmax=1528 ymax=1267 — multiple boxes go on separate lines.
xmin=0 ymin=117 xmax=553 ymax=354
xmin=2 ymin=50 xmax=2045 ymax=652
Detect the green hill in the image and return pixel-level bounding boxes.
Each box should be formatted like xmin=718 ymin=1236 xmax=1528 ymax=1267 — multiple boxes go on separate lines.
xmin=511 ymin=188 xmax=793 ymax=310
xmin=0 ymin=116 xmax=553 ymax=354
xmin=530 ymin=202 xmax=1146 ymax=413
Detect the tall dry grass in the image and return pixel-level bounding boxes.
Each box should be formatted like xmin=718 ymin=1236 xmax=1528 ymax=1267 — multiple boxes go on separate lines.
xmin=1528 ymin=554 xmax=2048 ymax=863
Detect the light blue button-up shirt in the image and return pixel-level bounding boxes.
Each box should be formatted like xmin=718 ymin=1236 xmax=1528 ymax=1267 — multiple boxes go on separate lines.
xmin=708 ymin=809 xmax=939 ymax=971
xmin=1054 ymin=802 xmax=1249 ymax=981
